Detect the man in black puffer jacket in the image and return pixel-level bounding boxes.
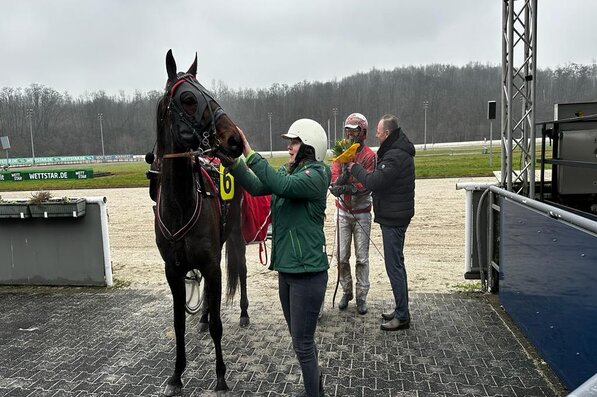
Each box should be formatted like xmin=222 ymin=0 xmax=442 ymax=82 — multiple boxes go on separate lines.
xmin=348 ymin=114 xmax=415 ymax=331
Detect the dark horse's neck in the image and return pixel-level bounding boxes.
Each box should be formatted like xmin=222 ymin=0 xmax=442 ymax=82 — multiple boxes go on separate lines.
xmin=162 ymin=155 xmax=194 ymax=192
xmin=160 ymin=156 xmax=204 ymax=232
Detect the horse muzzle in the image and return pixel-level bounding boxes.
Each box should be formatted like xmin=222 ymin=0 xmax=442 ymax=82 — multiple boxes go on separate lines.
xmin=225 ymin=135 xmax=244 ymax=158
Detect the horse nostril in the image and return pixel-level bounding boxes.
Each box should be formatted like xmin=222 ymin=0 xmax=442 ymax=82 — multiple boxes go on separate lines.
xmin=228 ymin=135 xmax=243 ymax=155
xmin=228 ymin=135 xmax=242 ymax=146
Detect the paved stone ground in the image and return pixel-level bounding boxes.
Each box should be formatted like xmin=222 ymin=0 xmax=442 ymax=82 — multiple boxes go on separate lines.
xmin=0 ymin=289 xmax=564 ymax=397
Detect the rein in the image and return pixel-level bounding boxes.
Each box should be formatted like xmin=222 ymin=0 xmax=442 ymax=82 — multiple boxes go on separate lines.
xmin=156 ymin=180 xmax=203 ymax=243
xmin=162 ymin=150 xmax=205 ymax=159
xmin=155 ymin=156 xmax=221 ymax=243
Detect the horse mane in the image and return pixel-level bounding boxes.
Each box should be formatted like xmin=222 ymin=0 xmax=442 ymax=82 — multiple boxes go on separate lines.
xmin=155 ymin=97 xmax=168 ymax=159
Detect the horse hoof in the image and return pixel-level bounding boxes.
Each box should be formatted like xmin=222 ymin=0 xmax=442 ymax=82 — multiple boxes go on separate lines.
xmin=163 ymin=384 xmax=182 ymax=397
xmin=239 ymin=317 xmax=250 ymax=328
xmin=215 ymin=379 xmax=229 ymax=391
xmin=199 ymin=322 xmax=209 ymax=332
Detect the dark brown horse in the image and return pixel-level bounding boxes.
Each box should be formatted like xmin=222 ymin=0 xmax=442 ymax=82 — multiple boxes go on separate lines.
xmin=152 ymin=50 xmax=248 ymax=396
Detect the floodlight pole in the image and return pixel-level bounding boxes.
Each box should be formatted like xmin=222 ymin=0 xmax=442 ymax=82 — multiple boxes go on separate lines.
xmin=26 ymin=108 xmax=36 ymax=164
xmin=332 ymin=107 xmax=338 ymax=143
xmin=423 ymin=101 xmax=429 ymax=150
xmin=98 ymin=113 xmax=105 ymax=162
xmin=268 ymin=112 xmax=273 ymax=158
xmin=489 ymin=120 xmax=493 ymax=166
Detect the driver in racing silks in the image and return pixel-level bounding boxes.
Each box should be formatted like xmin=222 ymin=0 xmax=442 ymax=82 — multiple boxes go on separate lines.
xmin=329 ymin=113 xmax=377 ymax=315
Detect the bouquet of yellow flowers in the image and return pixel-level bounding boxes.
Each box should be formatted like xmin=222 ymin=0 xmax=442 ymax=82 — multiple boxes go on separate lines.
xmin=331 ymin=139 xmax=360 ymax=163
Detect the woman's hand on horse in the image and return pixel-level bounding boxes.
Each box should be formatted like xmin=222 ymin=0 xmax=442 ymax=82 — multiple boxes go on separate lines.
xmin=236 ymin=126 xmax=252 ymax=157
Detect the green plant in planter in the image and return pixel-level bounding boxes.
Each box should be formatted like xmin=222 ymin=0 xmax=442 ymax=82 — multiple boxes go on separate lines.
xmin=28 ymin=191 xmax=87 ymax=218
xmin=29 ymin=191 xmax=53 ymax=204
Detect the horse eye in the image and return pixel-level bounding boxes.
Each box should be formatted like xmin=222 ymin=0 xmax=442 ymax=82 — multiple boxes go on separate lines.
xmin=180 ymin=92 xmax=198 ymax=115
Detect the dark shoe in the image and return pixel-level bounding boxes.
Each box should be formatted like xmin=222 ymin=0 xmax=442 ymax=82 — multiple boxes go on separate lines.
xmin=292 ymin=375 xmax=324 ymax=397
xmin=381 ymin=310 xmax=395 ymax=321
xmin=293 ymin=392 xmax=324 ymax=397
xmin=356 ymin=298 xmax=368 ymax=315
xmin=380 ymin=317 xmax=410 ymax=331
xmin=338 ymin=292 xmax=353 ymax=310
xmin=319 ymin=370 xmax=325 ymax=396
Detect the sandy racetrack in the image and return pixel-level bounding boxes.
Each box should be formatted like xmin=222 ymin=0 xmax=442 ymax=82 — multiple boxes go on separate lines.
xmin=2 ymin=177 xmax=488 ymax=304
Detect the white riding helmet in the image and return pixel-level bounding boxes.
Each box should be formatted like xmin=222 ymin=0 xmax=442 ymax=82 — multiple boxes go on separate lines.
xmin=281 ymin=118 xmax=328 ymax=161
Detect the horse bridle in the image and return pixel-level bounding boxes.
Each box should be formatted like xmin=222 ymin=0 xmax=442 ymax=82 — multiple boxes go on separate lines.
xmin=151 ymin=74 xmax=229 ymax=245
xmin=165 ymin=73 xmax=226 ymax=153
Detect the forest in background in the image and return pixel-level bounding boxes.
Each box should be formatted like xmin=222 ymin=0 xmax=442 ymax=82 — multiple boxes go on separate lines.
xmin=0 ymin=62 xmax=596 ymax=158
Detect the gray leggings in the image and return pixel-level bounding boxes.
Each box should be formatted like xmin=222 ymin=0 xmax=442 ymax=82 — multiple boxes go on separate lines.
xmin=278 ymin=271 xmax=328 ymax=397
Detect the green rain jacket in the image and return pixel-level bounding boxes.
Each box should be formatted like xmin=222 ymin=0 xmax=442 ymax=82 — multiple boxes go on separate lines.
xmin=230 ymin=152 xmax=331 ymax=273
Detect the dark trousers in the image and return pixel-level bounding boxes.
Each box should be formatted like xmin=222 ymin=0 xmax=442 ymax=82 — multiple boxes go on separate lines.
xmin=380 ymin=224 xmax=410 ymax=321
xmin=279 ymin=271 xmax=328 ymax=397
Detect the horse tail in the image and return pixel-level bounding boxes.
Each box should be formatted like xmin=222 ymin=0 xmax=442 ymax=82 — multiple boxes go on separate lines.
xmin=225 ymin=216 xmax=246 ymax=304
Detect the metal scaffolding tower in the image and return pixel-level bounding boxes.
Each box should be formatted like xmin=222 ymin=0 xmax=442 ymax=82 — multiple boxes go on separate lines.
xmin=501 ymin=0 xmax=538 ymax=196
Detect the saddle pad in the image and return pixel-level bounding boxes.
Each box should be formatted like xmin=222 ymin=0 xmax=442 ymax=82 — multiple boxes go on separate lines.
xmin=242 ymin=191 xmax=271 ymax=244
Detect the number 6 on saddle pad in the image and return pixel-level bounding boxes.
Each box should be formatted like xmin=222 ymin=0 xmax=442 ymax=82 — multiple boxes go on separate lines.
xmin=219 ymin=164 xmax=235 ymax=200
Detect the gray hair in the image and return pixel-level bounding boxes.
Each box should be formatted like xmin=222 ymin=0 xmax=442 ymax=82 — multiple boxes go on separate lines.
xmin=380 ymin=114 xmax=399 ymax=132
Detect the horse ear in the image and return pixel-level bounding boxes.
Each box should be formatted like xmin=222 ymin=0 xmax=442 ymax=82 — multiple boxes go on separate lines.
xmin=187 ymin=52 xmax=198 ymax=77
xmin=166 ymin=49 xmax=177 ymax=82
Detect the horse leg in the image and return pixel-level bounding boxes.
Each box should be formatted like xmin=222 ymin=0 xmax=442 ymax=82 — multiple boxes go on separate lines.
xmin=238 ymin=254 xmax=250 ymax=327
xmin=227 ymin=226 xmax=250 ymax=327
xmin=204 ymin=272 xmax=229 ymax=391
xmin=199 ymin=284 xmax=209 ymax=332
xmin=164 ymin=266 xmax=187 ymax=397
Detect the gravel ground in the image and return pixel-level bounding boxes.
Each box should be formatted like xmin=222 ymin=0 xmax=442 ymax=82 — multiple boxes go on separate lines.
xmin=2 ymin=177 xmax=492 ymax=302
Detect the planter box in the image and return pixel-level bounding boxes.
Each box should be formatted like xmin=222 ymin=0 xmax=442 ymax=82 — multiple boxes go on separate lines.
xmin=0 ymin=202 xmax=31 ymax=219
xmin=28 ymin=198 xmax=87 ymax=218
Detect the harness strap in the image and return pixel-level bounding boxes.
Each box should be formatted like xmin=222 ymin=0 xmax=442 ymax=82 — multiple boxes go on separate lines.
xmin=245 ymin=210 xmax=272 ymax=244
xmin=259 ymin=242 xmax=268 ymax=266
xmin=156 ymin=182 xmax=203 ymax=243
xmin=199 ymin=166 xmax=221 ymax=217
xmin=195 ymin=156 xmax=208 ymax=197
xmin=168 ymin=79 xmax=187 ymax=97
xmin=163 ymin=150 xmax=204 ymax=159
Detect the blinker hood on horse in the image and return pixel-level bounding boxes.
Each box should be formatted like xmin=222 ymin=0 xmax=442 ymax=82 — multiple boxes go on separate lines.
xmin=150 ymin=50 xmax=249 ymax=396
xmin=149 ymin=49 xmax=243 ymax=166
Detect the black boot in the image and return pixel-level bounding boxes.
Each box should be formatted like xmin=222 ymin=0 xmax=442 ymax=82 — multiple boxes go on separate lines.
xmin=356 ymin=298 xmax=368 ymax=315
xmin=293 ymin=378 xmax=324 ymax=397
xmin=338 ymin=292 xmax=353 ymax=310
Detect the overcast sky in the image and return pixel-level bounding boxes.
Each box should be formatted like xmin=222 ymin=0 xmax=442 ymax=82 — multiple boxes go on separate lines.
xmin=1 ymin=0 xmax=595 ymax=97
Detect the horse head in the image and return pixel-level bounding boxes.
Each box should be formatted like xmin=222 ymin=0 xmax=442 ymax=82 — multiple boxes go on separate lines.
xmin=158 ymin=49 xmax=242 ymax=163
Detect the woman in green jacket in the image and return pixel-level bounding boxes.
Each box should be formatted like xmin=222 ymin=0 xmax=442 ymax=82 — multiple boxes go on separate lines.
xmin=230 ymin=119 xmax=330 ymax=397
